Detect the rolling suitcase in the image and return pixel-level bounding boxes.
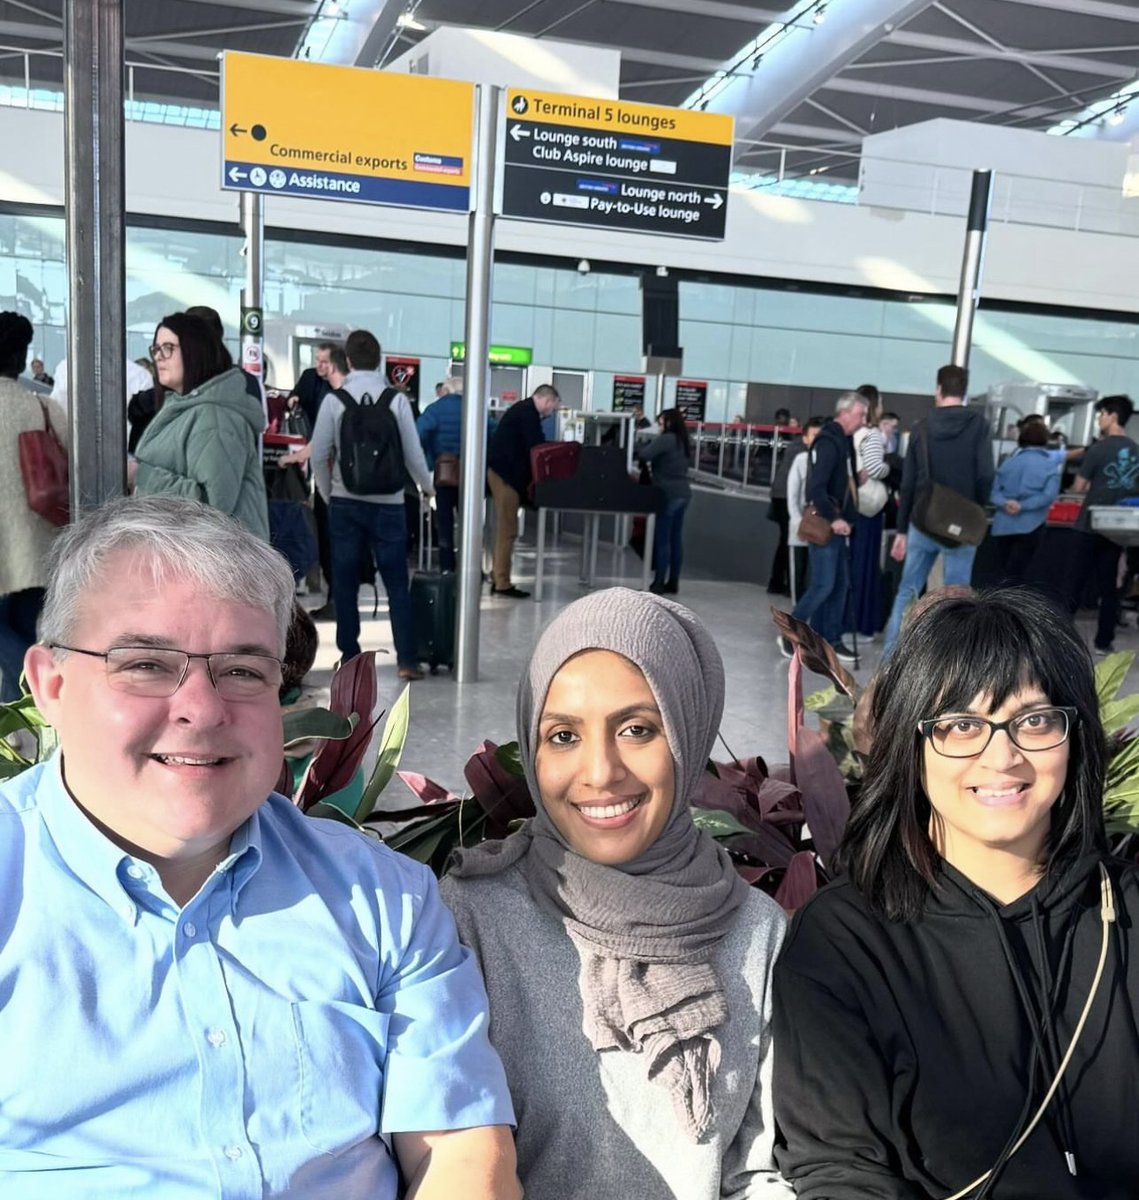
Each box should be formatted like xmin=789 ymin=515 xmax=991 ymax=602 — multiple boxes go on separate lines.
xmin=411 ymin=570 xmax=456 ymax=674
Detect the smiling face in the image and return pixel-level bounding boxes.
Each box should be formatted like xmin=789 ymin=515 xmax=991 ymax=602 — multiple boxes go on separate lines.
xmin=921 ymin=685 xmax=1070 ymax=878
xmin=315 ymin=347 xmax=332 ymax=379
xmin=25 ymin=553 xmax=284 ymax=870
xmin=535 ymin=650 xmax=675 ymax=866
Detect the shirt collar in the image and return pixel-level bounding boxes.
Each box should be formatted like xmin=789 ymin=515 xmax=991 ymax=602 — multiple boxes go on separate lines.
xmin=36 ymin=752 xmax=264 ymax=920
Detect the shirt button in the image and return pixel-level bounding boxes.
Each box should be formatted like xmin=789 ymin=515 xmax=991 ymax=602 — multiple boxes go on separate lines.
xmin=126 ymin=864 xmax=144 ymax=880
xmin=122 ymin=904 xmax=135 ymax=921
xmin=224 ymin=1145 xmax=243 ymax=1161
xmin=207 ymin=1029 xmax=227 ymax=1048
xmin=183 ymin=922 xmax=198 ymax=938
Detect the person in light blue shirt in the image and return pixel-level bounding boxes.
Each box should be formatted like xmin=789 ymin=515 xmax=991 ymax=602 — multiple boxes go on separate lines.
xmin=990 ymin=419 xmax=1061 ymax=585
xmin=2 ymin=494 xmax=519 ymax=1200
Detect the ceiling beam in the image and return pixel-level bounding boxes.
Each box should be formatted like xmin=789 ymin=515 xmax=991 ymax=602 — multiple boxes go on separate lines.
xmin=599 ymin=0 xmax=783 ymax=22
xmin=887 ymin=30 xmax=1135 ymax=79
xmin=699 ymin=0 xmax=936 ymax=142
xmin=176 ymin=0 xmax=316 ymax=15
xmin=999 ymin=0 xmax=1139 ymax=24
xmin=768 ymin=120 xmax=862 ymax=143
xmin=609 ymin=43 xmax=723 ymax=72
xmin=820 ymin=75 xmax=1063 ymax=120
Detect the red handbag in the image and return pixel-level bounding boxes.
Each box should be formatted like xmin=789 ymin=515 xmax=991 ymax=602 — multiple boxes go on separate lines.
xmin=19 ymin=401 xmax=69 ymax=526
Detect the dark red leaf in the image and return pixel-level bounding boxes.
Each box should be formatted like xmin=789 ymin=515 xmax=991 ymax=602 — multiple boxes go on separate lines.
xmin=296 ymin=652 xmax=380 ymax=811
xmin=464 ymin=741 xmax=536 ymax=837
xmin=774 ymin=850 xmax=821 ymax=912
xmin=397 ymin=771 xmax=460 ymax=804
xmin=756 ymin=776 xmax=801 ymax=818
xmin=725 ymin=825 xmax=801 ymax=869
xmin=771 ymin=607 xmax=859 ymax=698
xmin=795 ymin=725 xmax=851 ymax=870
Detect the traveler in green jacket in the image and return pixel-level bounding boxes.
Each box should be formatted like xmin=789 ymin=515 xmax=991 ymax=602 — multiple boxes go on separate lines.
xmin=134 ymin=312 xmax=269 ymax=541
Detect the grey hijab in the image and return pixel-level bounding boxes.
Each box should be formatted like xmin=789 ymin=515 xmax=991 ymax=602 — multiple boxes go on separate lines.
xmin=450 ymin=587 xmax=749 ymax=1140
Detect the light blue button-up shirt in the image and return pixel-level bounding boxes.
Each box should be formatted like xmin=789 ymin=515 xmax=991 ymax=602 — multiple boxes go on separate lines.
xmin=0 ymin=756 xmax=514 ymax=1197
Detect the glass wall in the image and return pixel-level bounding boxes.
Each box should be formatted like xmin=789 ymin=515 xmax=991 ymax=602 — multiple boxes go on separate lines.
xmin=3 ymin=206 xmax=1138 ymax=419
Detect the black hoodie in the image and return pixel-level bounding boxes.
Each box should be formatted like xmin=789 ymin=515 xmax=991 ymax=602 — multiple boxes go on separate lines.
xmin=773 ymin=854 xmax=1139 ymax=1198
xmin=897 ymin=404 xmax=994 ymax=534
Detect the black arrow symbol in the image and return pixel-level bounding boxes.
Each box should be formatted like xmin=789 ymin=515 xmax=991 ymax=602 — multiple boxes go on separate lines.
xmin=229 ymin=123 xmax=247 ymax=136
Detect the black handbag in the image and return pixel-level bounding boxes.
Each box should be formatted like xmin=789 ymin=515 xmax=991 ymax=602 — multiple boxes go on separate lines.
xmin=911 ymin=422 xmax=988 ymax=547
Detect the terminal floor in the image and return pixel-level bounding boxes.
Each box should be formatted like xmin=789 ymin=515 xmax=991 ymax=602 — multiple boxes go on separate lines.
xmin=301 ymin=533 xmax=1139 ymax=808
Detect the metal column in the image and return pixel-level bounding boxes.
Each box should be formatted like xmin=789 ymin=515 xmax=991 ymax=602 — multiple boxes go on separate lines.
xmin=240 ymin=192 xmax=265 ymax=378
xmin=950 ymin=169 xmax=993 ymax=370
xmin=64 ymin=0 xmax=126 ymax=511
xmin=455 ymin=85 xmax=499 ymax=683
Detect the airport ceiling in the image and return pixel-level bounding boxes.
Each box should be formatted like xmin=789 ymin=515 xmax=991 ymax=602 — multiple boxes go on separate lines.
xmin=3 ymin=0 xmax=1139 ymax=184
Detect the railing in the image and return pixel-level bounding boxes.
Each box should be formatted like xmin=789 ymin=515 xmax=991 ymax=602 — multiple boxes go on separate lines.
xmin=687 ymin=422 xmax=797 ymax=493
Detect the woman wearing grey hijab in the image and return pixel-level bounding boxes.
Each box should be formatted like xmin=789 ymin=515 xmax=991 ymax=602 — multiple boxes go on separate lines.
xmin=440 ymin=588 xmax=791 ymax=1199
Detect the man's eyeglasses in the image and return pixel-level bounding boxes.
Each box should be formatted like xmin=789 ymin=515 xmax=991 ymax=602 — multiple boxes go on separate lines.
xmin=918 ymin=706 xmax=1077 ymax=758
xmin=149 ymin=341 xmax=179 ymax=361
xmin=50 ymin=644 xmax=283 ymax=701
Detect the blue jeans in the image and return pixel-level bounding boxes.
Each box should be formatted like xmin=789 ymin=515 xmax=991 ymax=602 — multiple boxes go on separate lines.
xmin=434 ymin=484 xmax=459 ymax=573
xmin=654 ymin=496 xmax=690 ymax=585
xmin=329 ymin=498 xmax=416 ymax=668
xmin=0 ymin=588 xmax=44 ymax=703
xmin=791 ymin=538 xmax=848 ymax=647
xmin=883 ymin=525 xmax=978 ymax=654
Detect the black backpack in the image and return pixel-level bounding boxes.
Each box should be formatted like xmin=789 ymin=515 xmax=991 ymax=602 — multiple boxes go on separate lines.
xmin=336 ymin=386 xmax=405 ymax=495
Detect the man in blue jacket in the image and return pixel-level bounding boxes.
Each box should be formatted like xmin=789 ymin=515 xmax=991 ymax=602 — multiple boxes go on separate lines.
xmin=786 ymin=392 xmax=868 ymax=663
xmin=417 ymin=378 xmax=463 ymax=573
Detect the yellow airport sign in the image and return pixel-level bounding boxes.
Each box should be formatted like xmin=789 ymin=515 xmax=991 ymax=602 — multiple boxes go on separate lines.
xmin=221 ymin=52 xmax=475 ymax=211
xmin=506 ymin=89 xmax=733 ymax=147
xmin=502 ymin=88 xmax=733 ymax=239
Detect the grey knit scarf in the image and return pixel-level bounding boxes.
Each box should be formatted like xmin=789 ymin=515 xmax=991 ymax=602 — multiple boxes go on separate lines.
xmin=449 ymin=587 xmax=749 ymax=1140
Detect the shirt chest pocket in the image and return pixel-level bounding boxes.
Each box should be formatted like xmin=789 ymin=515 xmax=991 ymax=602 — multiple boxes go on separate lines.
xmin=291 ymin=1000 xmax=390 ymax=1158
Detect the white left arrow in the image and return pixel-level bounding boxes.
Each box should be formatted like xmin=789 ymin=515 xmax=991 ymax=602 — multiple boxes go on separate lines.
xmin=509 ymin=124 xmax=531 ymax=143
xmin=704 ymin=192 xmax=724 ymax=209
xmin=228 ymin=166 xmax=248 ymax=183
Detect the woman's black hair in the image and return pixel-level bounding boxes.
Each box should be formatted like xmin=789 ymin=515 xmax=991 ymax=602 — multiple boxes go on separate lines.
xmin=154 ymin=312 xmax=232 ymax=395
xmin=834 ymin=588 xmax=1107 ymax=920
xmin=0 ymin=311 xmax=33 ymax=378
xmin=658 ymin=407 xmax=691 ymax=457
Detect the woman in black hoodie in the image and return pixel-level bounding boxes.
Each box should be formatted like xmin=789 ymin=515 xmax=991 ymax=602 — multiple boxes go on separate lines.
xmin=773 ymin=588 xmax=1139 ymax=1199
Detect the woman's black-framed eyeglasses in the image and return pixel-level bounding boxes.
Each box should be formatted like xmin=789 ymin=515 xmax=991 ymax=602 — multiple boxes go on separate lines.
xmin=918 ymin=706 xmax=1078 ymax=758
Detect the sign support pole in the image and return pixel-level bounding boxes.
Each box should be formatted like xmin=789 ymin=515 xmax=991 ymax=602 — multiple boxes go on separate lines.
xmin=951 ymin=168 xmax=992 ymax=370
xmin=456 ymin=85 xmax=499 ymax=684
xmin=240 ymin=191 xmax=265 ymax=377
xmin=64 ymin=0 xmax=126 ymax=511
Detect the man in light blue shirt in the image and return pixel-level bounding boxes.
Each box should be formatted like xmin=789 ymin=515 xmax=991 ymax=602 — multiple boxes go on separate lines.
xmin=2 ymin=495 xmax=519 ymax=1199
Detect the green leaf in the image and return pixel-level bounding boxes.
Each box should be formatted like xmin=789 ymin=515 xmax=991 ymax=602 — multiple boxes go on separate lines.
xmin=356 ymin=684 xmax=411 ymax=823
xmin=691 ymin=808 xmax=755 ymax=840
xmin=0 ymin=759 xmax=30 ymax=781
xmin=1096 ymin=651 xmax=1135 ymax=708
xmin=306 ymin=801 xmax=365 ymax=829
xmin=283 ymin=708 xmax=357 ymax=747
xmin=494 ymin=741 xmax=525 ymax=777
xmin=804 ymin=686 xmax=838 ymax=713
xmin=813 ymin=700 xmax=855 ymax=725
xmin=1107 ymin=733 xmax=1139 ymax=789
xmin=1101 ymin=693 xmax=1139 ymax=737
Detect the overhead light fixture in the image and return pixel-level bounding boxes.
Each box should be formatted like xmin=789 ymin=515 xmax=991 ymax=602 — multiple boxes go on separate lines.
xmin=397 ymin=11 xmax=427 ymax=30
xmin=813 ymin=5 xmax=827 ymax=24
xmin=1107 ymin=109 xmax=1127 ymax=126
xmin=655 ymin=265 xmax=669 ymax=277
xmin=326 ymin=1 xmax=342 ymax=14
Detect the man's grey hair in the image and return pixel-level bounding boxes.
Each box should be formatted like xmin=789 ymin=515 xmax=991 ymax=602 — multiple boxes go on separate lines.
xmin=40 ymin=496 xmax=295 ymax=653
xmin=835 ymin=391 xmax=868 ymax=415
xmin=441 ymin=375 xmax=463 ymax=395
